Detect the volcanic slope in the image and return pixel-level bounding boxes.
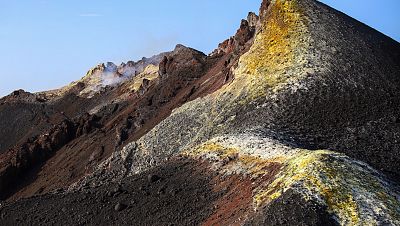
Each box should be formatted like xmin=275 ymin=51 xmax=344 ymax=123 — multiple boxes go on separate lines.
xmin=1 ymin=0 xmax=400 ymax=225
xmin=0 ymin=11 xmax=255 ymax=200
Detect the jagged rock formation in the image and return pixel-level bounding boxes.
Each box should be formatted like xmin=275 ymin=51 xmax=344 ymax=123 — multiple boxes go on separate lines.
xmin=0 ymin=39 xmax=242 ymax=201
xmin=40 ymin=52 xmax=169 ymax=99
xmin=0 ymin=0 xmax=399 ymax=225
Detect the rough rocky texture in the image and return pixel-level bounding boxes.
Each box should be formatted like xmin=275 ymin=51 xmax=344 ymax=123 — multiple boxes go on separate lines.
xmin=122 ymin=0 xmax=400 ymax=182
xmin=0 ymin=159 xmax=228 ymax=225
xmin=246 ymin=189 xmax=337 ymax=226
xmin=40 ymin=52 xmax=170 ymax=99
xmin=0 ymin=40 xmax=245 ymax=201
xmin=0 ymin=112 xmax=104 ymax=200
xmin=1 ymin=0 xmax=400 ymax=225
xmin=0 ymin=91 xmax=94 ymax=154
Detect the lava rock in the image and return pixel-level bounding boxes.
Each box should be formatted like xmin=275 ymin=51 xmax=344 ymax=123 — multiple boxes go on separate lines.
xmin=114 ymin=202 xmax=127 ymax=212
xmin=148 ymin=174 xmax=161 ymax=183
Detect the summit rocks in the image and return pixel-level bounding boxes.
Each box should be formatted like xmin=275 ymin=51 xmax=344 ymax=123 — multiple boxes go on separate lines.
xmin=159 ymin=44 xmax=207 ymax=78
xmin=212 ymin=12 xmax=258 ymax=56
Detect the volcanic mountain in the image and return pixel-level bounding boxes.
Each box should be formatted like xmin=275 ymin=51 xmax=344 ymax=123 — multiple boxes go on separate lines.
xmin=1 ymin=0 xmax=400 ymax=225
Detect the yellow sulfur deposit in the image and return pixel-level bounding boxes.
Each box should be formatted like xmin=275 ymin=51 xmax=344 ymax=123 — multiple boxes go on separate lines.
xmin=127 ymin=64 xmax=159 ymax=91
xmin=254 ymin=150 xmax=400 ymax=225
xmin=184 ymin=137 xmax=400 ymax=226
xmin=222 ymin=0 xmax=310 ymax=101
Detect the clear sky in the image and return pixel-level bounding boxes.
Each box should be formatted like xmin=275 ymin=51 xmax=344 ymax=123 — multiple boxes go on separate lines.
xmin=0 ymin=0 xmax=399 ymax=97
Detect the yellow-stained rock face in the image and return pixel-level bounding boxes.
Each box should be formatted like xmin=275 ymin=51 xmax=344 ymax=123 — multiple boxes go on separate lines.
xmin=38 ymin=63 xmax=107 ymax=98
xmin=126 ymin=64 xmax=159 ymax=92
xmin=40 ymin=63 xmax=160 ymax=100
xmin=255 ymin=150 xmax=400 ymax=225
xmin=183 ymin=135 xmax=400 ymax=226
xmin=137 ymin=0 xmax=321 ymax=156
xmin=222 ymin=0 xmax=313 ymax=101
xmin=240 ymin=0 xmax=301 ymax=77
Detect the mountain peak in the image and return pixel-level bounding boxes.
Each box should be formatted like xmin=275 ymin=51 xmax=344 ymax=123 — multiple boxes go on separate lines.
xmin=105 ymin=62 xmax=117 ymax=72
xmin=174 ymin=43 xmax=187 ymax=51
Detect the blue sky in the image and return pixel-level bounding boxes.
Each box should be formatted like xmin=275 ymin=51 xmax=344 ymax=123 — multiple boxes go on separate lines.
xmin=0 ymin=0 xmax=399 ymax=97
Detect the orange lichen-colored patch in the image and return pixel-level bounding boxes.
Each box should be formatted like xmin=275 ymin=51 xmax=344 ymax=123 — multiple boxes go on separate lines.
xmin=238 ymin=155 xmax=284 ymax=179
xmin=200 ymin=158 xmax=283 ymax=226
xmin=183 ymin=143 xmax=239 ymax=160
xmin=202 ymin=175 xmax=253 ymax=226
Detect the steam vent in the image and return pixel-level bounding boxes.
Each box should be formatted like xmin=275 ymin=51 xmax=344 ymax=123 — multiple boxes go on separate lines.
xmin=1 ymin=0 xmax=399 ymax=225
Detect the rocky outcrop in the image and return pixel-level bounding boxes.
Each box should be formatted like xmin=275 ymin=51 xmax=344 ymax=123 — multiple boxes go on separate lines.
xmin=211 ymin=13 xmax=258 ymax=56
xmin=259 ymin=0 xmax=271 ymax=20
xmin=159 ymin=44 xmax=207 ymax=78
xmin=0 ymin=90 xmax=41 ymax=103
xmin=0 ymin=113 xmax=102 ymax=200
xmin=0 ymin=30 xmax=240 ymax=201
xmin=39 ymin=52 xmax=170 ymax=99
xmin=247 ymin=12 xmax=259 ymax=27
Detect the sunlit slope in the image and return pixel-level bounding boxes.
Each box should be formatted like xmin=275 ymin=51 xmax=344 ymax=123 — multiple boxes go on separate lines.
xmin=76 ymin=0 xmax=400 ymax=224
xmin=136 ymin=0 xmax=400 ymax=180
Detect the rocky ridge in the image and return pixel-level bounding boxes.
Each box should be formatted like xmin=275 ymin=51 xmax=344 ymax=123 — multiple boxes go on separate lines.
xmin=0 ymin=16 xmax=256 ymax=202
xmin=40 ymin=52 xmax=170 ymax=99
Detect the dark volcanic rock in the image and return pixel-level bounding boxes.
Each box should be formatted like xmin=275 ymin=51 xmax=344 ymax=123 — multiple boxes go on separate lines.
xmin=211 ymin=13 xmax=258 ymax=56
xmin=0 ymin=159 xmax=229 ymax=226
xmin=247 ymin=12 xmax=259 ymax=27
xmin=159 ymin=44 xmax=207 ymax=78
xmin=0 ymin=112 xmax=102 ymax=200
xmin=259 ymin=0 xmax=271 ymax=20
xmin=246 ymin=189 xmax=337 ymax=226
xmin=147 ymin=174 xmax=161 ymax=183
xmin=114 ymin=202 xmax=127 ymax=211
xmin=234 ymin=19 xmax=256 ymax=49
xmin=0 ymin=32 xmax=234 ymax=201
